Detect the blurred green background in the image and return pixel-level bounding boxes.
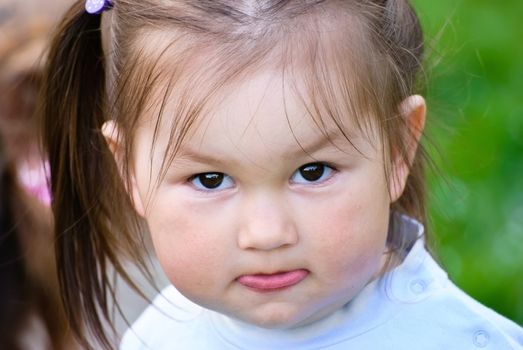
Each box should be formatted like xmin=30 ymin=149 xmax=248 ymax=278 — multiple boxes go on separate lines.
xmin=411 ymin=0 xmax=523 ymax=324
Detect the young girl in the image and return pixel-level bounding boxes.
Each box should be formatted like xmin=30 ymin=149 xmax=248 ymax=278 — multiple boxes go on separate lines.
xmin=40 ymin=0 xmax=523 ymax=349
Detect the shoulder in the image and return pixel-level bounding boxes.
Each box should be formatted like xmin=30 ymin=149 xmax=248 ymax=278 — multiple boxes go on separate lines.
xmin=119 ymin=285 xmax=204 ymax=350
xmin=382 ymin=239 xmax=523 ymax=350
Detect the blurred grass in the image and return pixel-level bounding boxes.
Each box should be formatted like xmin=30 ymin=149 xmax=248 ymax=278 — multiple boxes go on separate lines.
xmin=411 ymin=0 xmax=523 ymax=324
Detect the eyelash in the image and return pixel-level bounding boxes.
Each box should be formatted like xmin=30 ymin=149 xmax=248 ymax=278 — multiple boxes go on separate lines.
xmin=188 ymin=162 xmax=337 ymax=192
xmin=189 ymin=173 xmax=235 ymax=192
xmin=290 ymin=162 xmax=336 ymax=185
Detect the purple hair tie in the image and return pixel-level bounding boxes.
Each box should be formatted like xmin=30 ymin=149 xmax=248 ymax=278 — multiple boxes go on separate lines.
xmin=85 ymin=0 xmax=113 ymax=15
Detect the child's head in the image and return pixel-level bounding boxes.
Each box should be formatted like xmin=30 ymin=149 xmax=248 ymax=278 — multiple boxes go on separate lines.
xmin=41 ymin=0 xmax=426 ymax=348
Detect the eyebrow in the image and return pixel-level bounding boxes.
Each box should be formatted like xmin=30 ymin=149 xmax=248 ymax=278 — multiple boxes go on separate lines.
xmin=174 ymin=130 xmax=355 ymax=166
xmin=286 ymin=131 xmax=351 ymax=158
xmin=174 ymin=148 xmax=227 ymax=166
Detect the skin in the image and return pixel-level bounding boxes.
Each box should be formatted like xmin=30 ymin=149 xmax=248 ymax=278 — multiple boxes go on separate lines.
xmin=104 ymin=68 xmax=425 ymax=330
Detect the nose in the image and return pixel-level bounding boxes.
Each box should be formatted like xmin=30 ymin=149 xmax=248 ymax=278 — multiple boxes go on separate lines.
xmin=237 ymin=191 xmax=298 ymax=251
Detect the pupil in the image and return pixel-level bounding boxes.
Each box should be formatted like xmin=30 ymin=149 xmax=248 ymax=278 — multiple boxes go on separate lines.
xmin=199 ymin=173 xmax=224 ymax=189
xmin=300 ymin=164 xmax=324 ymax=181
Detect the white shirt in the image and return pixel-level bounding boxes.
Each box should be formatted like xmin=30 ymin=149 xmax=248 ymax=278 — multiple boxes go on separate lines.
xmin=121 ymin=218 xmax=523 ymax=349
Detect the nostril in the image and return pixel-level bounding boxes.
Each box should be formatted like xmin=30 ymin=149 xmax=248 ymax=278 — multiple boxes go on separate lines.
xmin=237 ymin=226 xmax=298 ymax=251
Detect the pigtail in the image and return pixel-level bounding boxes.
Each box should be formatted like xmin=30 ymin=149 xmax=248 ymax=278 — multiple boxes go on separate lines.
xmin=40 ymin=1 xmax=148 ymax=349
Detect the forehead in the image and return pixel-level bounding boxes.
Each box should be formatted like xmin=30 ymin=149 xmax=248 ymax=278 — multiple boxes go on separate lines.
xmin=195 ymin=70 xmax=355 ymax=149
xmin=138 ymin=66 xmax=379 ymax=166
xmin=129 ymin=21 xmax=383 ymax=162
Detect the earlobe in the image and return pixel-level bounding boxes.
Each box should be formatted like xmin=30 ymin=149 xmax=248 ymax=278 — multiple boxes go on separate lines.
xmin=390 ymin=95 xmax=426 ymax=202
xmin=101 ymin=121 xmax=146 ymax=217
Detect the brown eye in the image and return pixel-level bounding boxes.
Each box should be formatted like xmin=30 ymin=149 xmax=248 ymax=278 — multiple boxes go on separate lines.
xmin=190 ymin=172 xmax=234 ymax=191
xmin=291 ymin=163 xmax=333 ymax=184
xmin=197 ymin=173 xmax=223 ymax=189
xmin=300 ymin=164 xmax=324 ymax=181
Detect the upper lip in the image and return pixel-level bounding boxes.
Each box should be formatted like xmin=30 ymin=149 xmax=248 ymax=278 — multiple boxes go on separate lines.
xmin=236 ymin=268 xmax=307 ymax=277
xmin=240 ymin=270 xmax=293 ymax=276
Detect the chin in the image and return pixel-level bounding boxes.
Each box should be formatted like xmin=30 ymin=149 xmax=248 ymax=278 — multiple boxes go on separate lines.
xmin=239 ymin=307 xmax=309 ymax=330
xmin=248 ymin=318 xmax=297 ymax=330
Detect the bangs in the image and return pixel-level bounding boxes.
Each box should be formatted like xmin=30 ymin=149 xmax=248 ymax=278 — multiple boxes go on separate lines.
xmin=112 ymin=6 xmax=398 ymax=193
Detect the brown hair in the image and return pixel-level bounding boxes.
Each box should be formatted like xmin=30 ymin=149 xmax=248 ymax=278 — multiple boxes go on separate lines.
xmin=40 ymin=0 xmax=426 ymax=348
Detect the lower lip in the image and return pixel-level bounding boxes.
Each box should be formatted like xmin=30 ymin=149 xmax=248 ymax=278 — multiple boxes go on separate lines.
xmin=237 ymin=269 xmax=309 ymax=292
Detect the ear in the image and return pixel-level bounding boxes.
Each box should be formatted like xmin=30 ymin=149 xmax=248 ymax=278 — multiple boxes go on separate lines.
xmin=102 ymin=121 xmax=146 ymax=217
xmin=389 ymin=95 xmax=426 ymax=202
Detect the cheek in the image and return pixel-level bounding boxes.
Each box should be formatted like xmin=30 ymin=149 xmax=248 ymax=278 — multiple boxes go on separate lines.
xmin=145 ymin=198 xmax=230 ymax=293
xmin=298 ymin=184 xmax=389 ymax=278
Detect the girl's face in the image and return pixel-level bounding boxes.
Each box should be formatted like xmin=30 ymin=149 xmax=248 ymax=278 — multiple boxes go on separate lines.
xmin=125 ymin=69 xmax=408 ymax=329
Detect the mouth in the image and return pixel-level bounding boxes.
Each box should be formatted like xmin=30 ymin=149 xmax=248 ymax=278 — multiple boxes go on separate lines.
xmin=236 ymin=269 xmax=309 ymax=293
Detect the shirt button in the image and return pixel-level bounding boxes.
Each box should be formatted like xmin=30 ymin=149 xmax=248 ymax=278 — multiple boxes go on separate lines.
xmin=409 ymin=279 xmax=427 ymax=294
xmin=473 ymin=330 xmax=490 ymax=348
